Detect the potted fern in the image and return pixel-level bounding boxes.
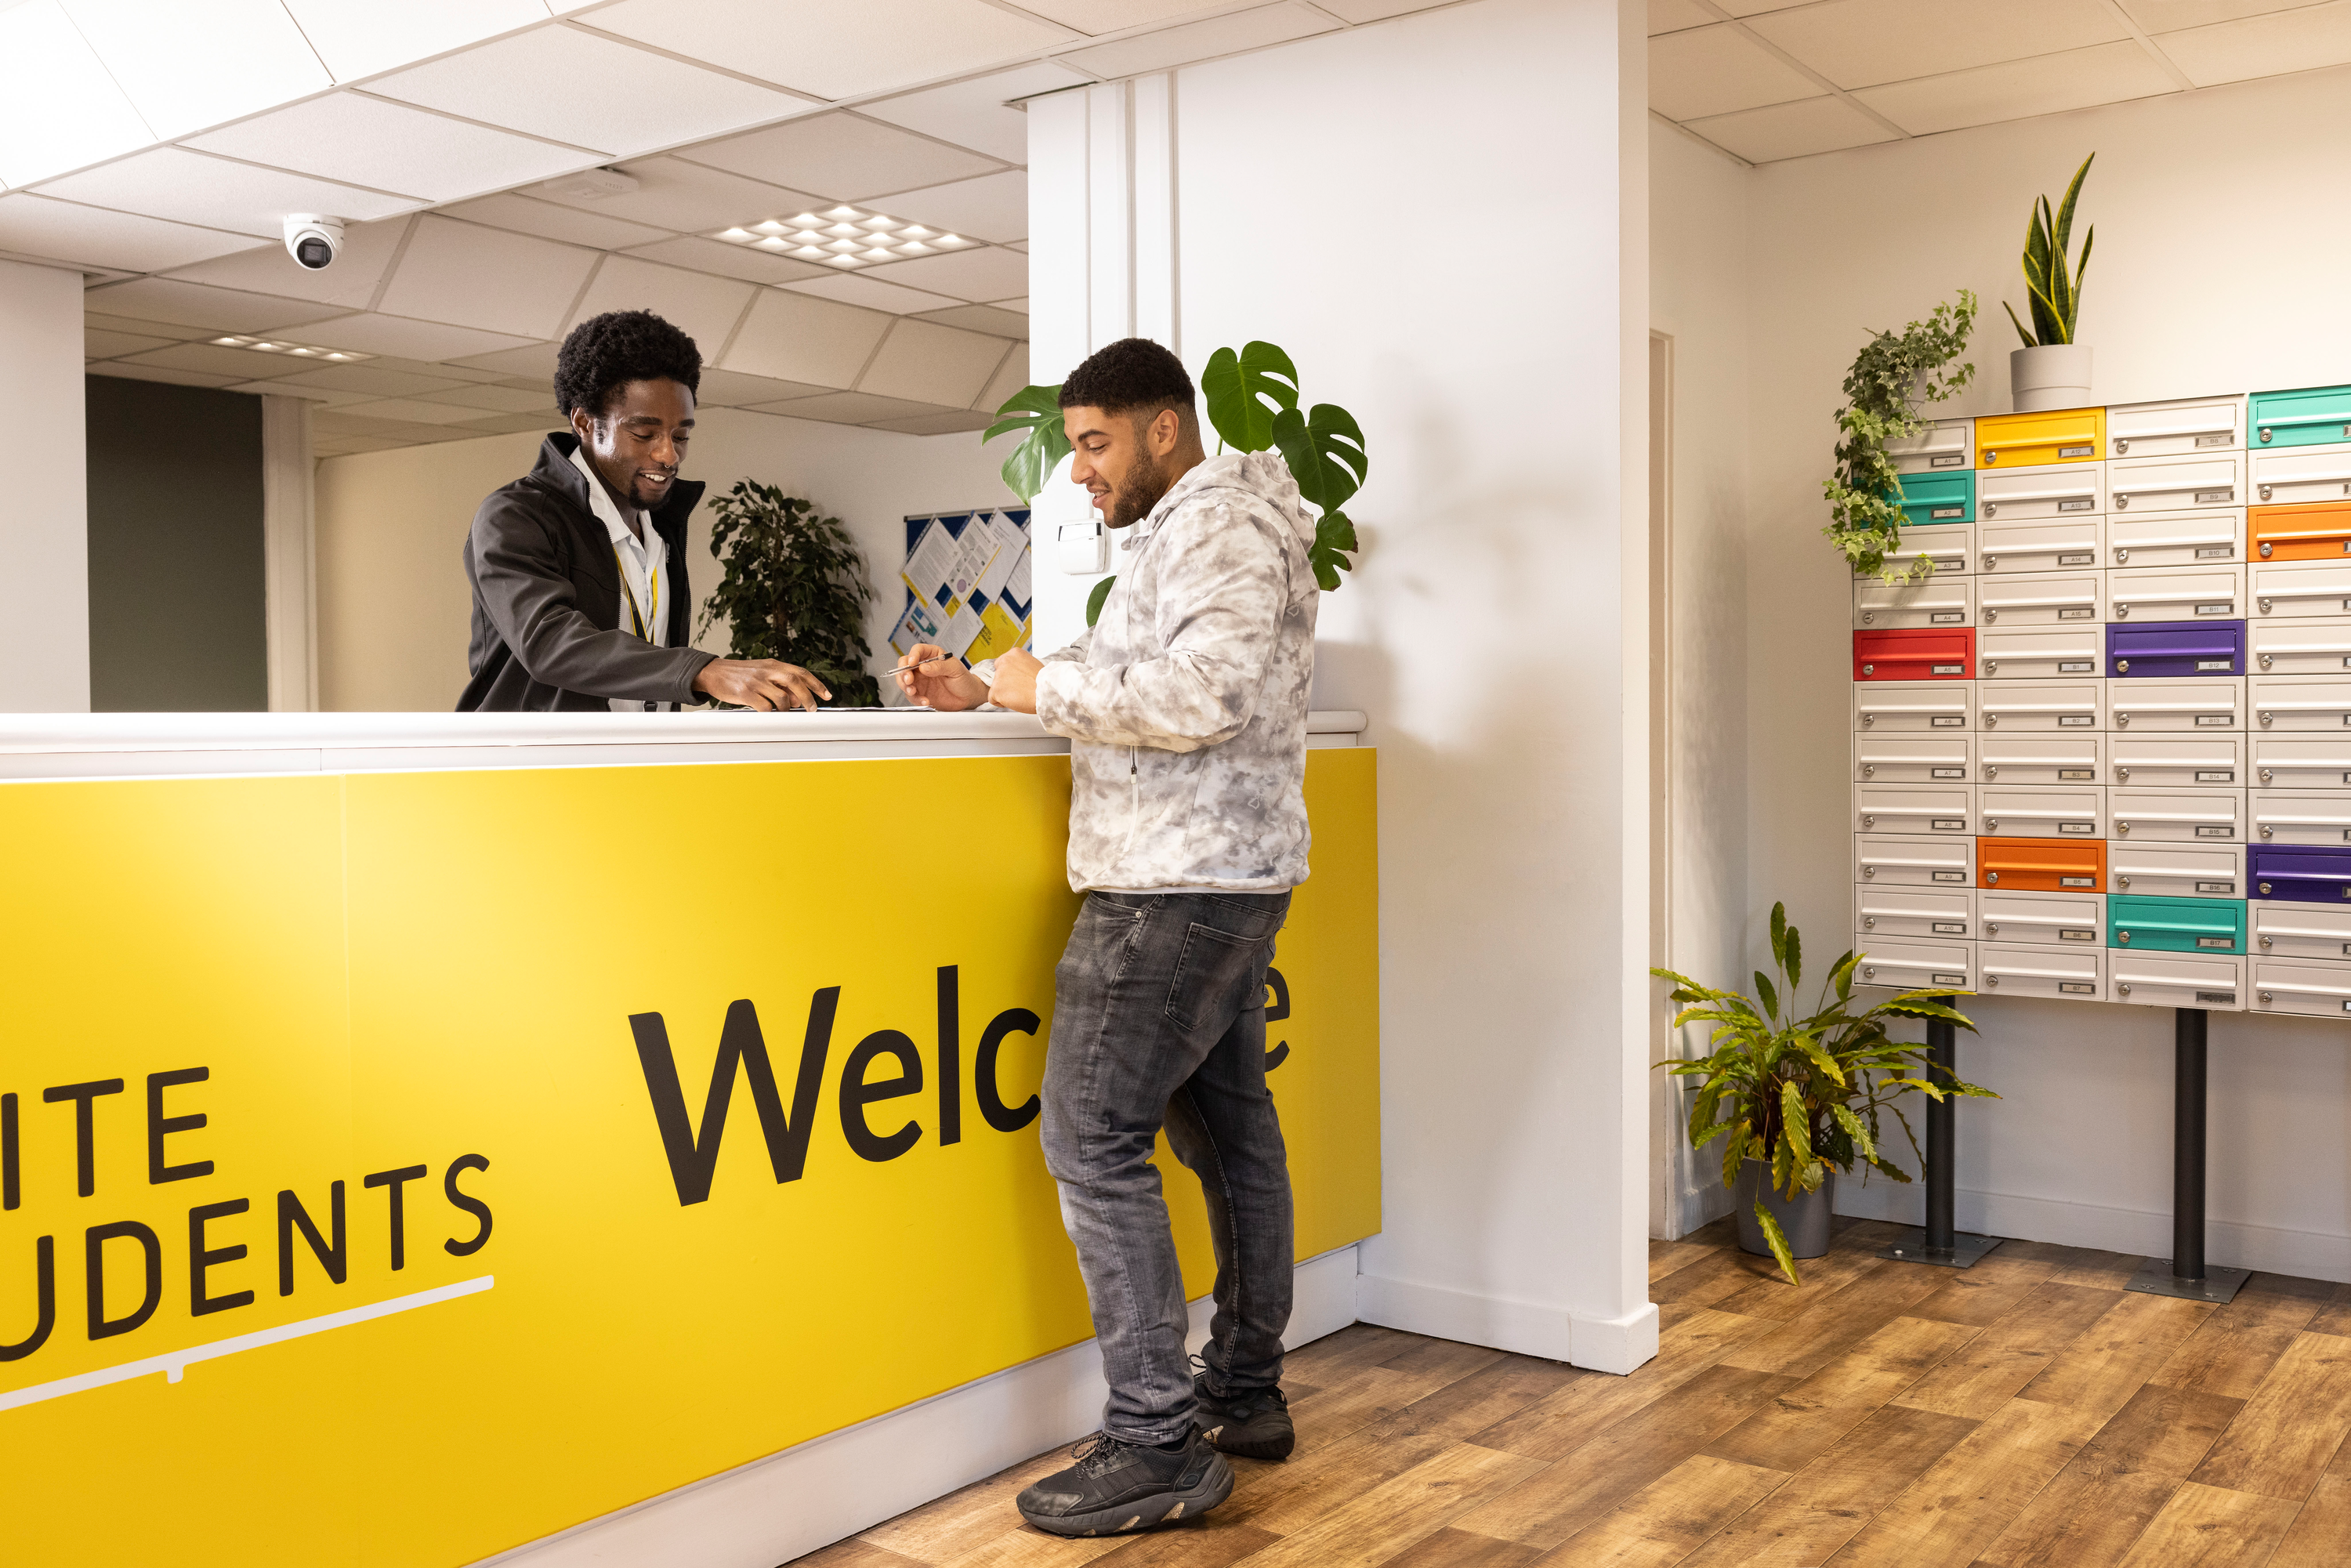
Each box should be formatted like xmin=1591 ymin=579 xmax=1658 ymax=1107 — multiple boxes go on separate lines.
xmin=1654 ymin=905 xmax=1994 ymax=1284
xmin=694 ymin=480 xmax=880 ymax=707
xmin=2006 ymin=153 xmax=2096 ymax=412
xmin=1823 ymin=292 xmax=1977 ymax=582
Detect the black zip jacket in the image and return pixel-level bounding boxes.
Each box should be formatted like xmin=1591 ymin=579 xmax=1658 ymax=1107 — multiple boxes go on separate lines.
xmin=458 ymin=433 xmax=716 ymax=712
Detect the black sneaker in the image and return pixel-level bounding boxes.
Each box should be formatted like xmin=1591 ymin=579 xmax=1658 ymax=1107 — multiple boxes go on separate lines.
xmin=1015 ymin=1427 xmax=1233 ymax=1537
xmin=1194 ymin=1374 xmax=1295 ymax=1460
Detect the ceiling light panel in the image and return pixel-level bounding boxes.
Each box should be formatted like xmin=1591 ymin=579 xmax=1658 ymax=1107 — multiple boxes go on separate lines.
xmin=186 ymin=93 xmax=603 ymax=205
xmin=580 ymin=0 xmax=1071 ymax=100
xmin=0 ymin=193 xmax=257 ymax=273
xmin=1053 ymin=2 xmax=1338 ymax=78
xmin=368 ymin=26 xmax=822 ymax=161
xmin=860 ymin=62 xmax=1092 ymax=163
xmin=1744 ymin=0 xmax=2128 ymax=91
xmin=206 ymin=334 xmax=375 ymax=361
xmin=375 ymin=215 xmax=602 ymax=339
xmin=1646 ymin=24 xmax=1824 ymax=120
xmin=679 ymin=112 xmax=1004 ymax=202
xmin=705 ymin=204 xmax=984 ymax=270
xmin=0 ymin=2 xmax=158 ymax=188
xmin=32 ymin=147 xmax=418 ymax=237
xmin=279 ymin=0 xmax=552 ymax=83
xmin=61 ymin=0 xmax=331 ymax=141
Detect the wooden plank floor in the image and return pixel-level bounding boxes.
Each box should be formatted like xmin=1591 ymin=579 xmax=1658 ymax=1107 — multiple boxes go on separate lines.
xmin=784 ymin=1218 xmax=2351 ymax=1568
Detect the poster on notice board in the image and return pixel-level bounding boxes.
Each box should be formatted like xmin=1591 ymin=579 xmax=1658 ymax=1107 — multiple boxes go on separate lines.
xmin=890 ymin=509 xmax=1033 ymax=668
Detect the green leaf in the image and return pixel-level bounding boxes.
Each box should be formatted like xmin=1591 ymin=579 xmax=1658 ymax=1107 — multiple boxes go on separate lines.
xmin=982 ymin=383 xmax=1073 ymax=504
xmin=1779 ymin=1080 xmax=1813 ymax=1175
xmin=1755 ymin=970 xmax=1780 ymax=1022
xmin=1201 ymin=341 xmax=1299 ymax=453
xmin=1770 ymin=903 xmax=1788 ymax=972
xmin=1786 ymin=925 xmax=1802 ymax=991
xmin=1752 ymin=1200 xmax=1801 ymax=1287
xmin=1085 ymin=574 xmax=1115 ymax=628
xmin=1309 ymin=509 xmax=1359 ymax=592
xmin=1830 ymin=1102 xmax=1876 ymax=1164
xmin=2003 ymin=298 xmax=2039 ymax=349
xmin=1270 ymin=402 xmax=1370 ymax=514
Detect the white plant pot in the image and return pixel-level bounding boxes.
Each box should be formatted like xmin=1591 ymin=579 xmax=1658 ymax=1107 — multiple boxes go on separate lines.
xmin=2012 ymin=343 xmax=2092 ymax=413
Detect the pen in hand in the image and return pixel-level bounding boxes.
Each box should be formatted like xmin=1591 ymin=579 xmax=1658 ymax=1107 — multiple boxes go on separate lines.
xmin=893 ymin=654 xmax=961 ymax=678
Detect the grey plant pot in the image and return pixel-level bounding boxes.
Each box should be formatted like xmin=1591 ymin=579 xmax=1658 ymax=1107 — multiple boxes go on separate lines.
xmin=1734 ymin=1160 xmax=1837 ymax=1261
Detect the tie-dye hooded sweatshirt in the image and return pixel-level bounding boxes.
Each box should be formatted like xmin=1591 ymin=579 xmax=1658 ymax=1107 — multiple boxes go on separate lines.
xmin=1031 ymin=449 xmax=1320 ymax=893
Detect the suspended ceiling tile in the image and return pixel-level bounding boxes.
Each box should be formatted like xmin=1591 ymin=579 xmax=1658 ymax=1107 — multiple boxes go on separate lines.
xmin=693 ymin=367 xmax=835 ymax=406
xmin=1054 ymin=2 xmax=1339 ymax=76
xmin=784 ymin=273 xmax=967 ymax=314
xmin=444 ymin=342 xmax=564 ymax=380
xmin=411 ymin=384 xmax=560 ymax=414
xmin=857 ymin=318 xmax=1011 ymax=406
xmin=63 ymin=0 xmax=330 ymax=141
xmin=331 ymin=397 xmax=494 ymax=426
xmin=1854 ymin=39 xmax=2179 ymax=136
xmin=34 ymin=148 xmax=419 ymax=240
xmin=86 ymin=326 xmax=176 ymax=357
xmin=973 ymin=342 xmax=1031 ymax=411
xmin=917 ymin=302 xmax=1031 ymax=338
xmin=747 ymin=389 xmax=940 ymax=423
xmin=1648 ymin=24 xmax=1824 ymax=120
xmin=313 ymin=409 xmax=420 ymax=436
xmin=82 ymin=275 xmax=353 ymax=331
xmin=859 ymin=62 xmax=1093 ymax=163
xmin=450 ymin=411 xmax=562 ymax=436
xmin=1310 ymin=0 xmax=1457 ymax=16
xmin=118 ymin=342 xmax=310 ymax=378
xmin=562 ymin=255 xmax=756 ymax=354
xmin=160 ymin=215 xmax=412 ymax=310
xmin=0 ymin=2 xmax=158 ymax=187
xmin=856 ymin=244 xmax=1027 ymax=302
xmin=527 ymin=155 xmax=817 ymax=234
xmin=186 ymin=93 xmax=601 ymax=205
xmin=578 ymin=0 xmax=1070 ymax=100
xmin=621 ymin=235 xmax=833 ymax=285
xmin=277 ymin=362 xmax=479 ymax=397
xmin=1648 ymin=0 xmax=1715 ymax=34
xmin=994 ymin=296 xmax=1029 ymax=313
xmin=280 ymin=0 xmax=553 ymax=83
xmin=1680 ymin=94 xmax=1900 ymax=161
xmin=2120 ymin=0 xmax=2312 ymax=27
xmin=223 ymin=378 xmax=377 ymax=403
xmin=2157 ymin=1 xmax=2351 ymax=85
xmin=0 ymin=194 xmax=255 ymax=272
xmin=375 ymin=215 xmax=600 ymax=339
xmin=880 ymin=170 xmax=1027 ymax=244
xmin=302 ymin=313 xmax=543 ymax=362
xmin=720 ymin=289 xmax=892 ymax=389
xmin=868 ymin=409 xmax=999 ymax=435
xmin=679 ymin=113 xmax=1003 ymax=203
xmin=85 ymin=311 xmax=209 ymax=341
xmin=1000 ymin=0 xmax=1236 ymax=31
xmin=434 ymin=194 xmax=674 ymax=250
xmin=368 ymin=25 xmax=819 ymax=159
xmin=1747 ymin=0 xmax=2129 ymax=91
xmin=89 ymin=361 xmax=239 ymax=389
xmin=364 ymin=355 xmax=509 ymax=384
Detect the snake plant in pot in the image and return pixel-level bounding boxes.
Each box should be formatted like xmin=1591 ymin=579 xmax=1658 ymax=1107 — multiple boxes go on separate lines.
xmin=1654 ymin=905 xmax=1994 ymax=1284
xmin=2006 ymin=153 xmax=2096 ymax=412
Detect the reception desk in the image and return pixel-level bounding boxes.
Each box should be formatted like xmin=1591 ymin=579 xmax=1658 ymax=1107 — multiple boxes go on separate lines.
xmin=0 ymin=712 xmax=1379 ymax=1567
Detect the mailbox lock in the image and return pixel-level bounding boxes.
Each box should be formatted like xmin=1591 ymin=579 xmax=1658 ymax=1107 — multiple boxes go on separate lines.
xmin=1862 ymin=916 xmax=1875 ymax=929
xmin=1985 ymin=817 xmax=1999 ymax=831
xmin=2260 ymin=990 xmax=2274 ymax=1003
xmin=1862 ymin=611 xmax=1875 ymax=624
xmin=1863 ymin=814 xmax=1877 ymax=827
xmin=1861 ymin=663 xmax=1875 ymax=675
xmin=1983 ymin=766 xmax=1998 ymax=779
xmin=2260 ymin=654 xmax=2273 ymax=668
xmin=2115 ymin=493 xmax=2131 ymax=509
xmin=2117 ymin=767 xmax=2131 ymax=780
xmin=2116 ymin=712 xmax=2130 ymax=726
xmin=1984 ymin=973 xmax=2000 ymax=987
xmin=2259 ymin=599 xmax=2273 ymax=612
xmin=1984 ymin=713 xmax=1999 ymax=726
xmin=2259 ymin=712 xmax=2273 ymax=725
xmin=1982 ymin=555 xmax=1998 ymax=569
xmin=2118 ymin=930 xmax=2132 ymax=944
xmin=1863 ymin=865 xmax=1876 ymax=878
xmin=2117 ymin=983 xmax=2132 ymax=996
xmin=2117 ymin=820 xmax=2131 ymax=833
xmin=2262 ymin=768 xmax=2274 ymax=782
xmin=2260 ymin=541 xmax=2273 ymax=557
xmin=1985 ymin=661 xmax=1999 ymax=674
xmin=1983 ymin=505 xmax=1997 ymax=518
xmin=1986 ymin=922 xmax=2000 ymax=935
xmin=2261 ymin=936 xmax=2273 ymax=948
xmin=2115 ymin=603 xmax=2130 ymax=617
xmin=2117 ymin=659 xmax=2131 ymax=673
xmin=1862 ymin=965 xmax=1876 ymax=980
xmin=2260 ymin=881 xmax=2273 ymax=894
xmin=1862 ymin=712 xmax=1875 ymax=726
xmin=2114 ymin=548 xmax=2129 ymax=563
xmin=2259 ymin=485 xmax=2273 ymax=502
xmin=1984 ymin=451 xmax=1998 ymax=465
xmin=1986 ymin=871 xmax=2000 ymax=885
xmin=2114 ymin=437 xmax=2130 ymax=454
xmin=1983 ymin=608 xmax=1998 ymax=621
xmin=2118 ymin=876 xmax=2132 ymax=887
xmin=2260 ymin=428 xmax=2272 ymax=443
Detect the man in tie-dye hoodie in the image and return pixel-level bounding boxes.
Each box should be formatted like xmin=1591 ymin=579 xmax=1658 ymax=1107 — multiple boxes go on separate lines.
xmin=897 ymin=337 xmax=1318 ymax=1537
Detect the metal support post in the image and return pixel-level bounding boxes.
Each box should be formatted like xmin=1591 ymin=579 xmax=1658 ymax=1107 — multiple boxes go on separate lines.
xmin=1879 ymin=996 xmax=2002 ymax=1269
xmin=2129 ymin=1008 xmax=2248 ymax=1303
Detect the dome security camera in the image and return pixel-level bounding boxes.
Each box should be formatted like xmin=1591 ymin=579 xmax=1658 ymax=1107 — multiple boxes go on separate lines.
xmin=283 ymin=214 xmax=346 ymax=270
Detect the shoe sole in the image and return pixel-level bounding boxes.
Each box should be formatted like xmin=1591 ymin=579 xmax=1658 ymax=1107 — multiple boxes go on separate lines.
xmin=1204 ymin=1420 xmax=1294 ymax=1461
xmin=1018 ymin=1451 xmax=1235 ymax=1537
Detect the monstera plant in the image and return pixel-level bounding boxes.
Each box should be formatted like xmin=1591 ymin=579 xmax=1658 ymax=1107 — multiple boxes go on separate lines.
xmin=983 ymin=341 xmax=1366 ymax=625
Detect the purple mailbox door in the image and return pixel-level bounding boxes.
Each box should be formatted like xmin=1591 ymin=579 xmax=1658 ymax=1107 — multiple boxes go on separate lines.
xmin=2108 ymin=619 xmax=2245 ymax=678
xmin=2248 ymin=843 xmax=2351 ymax=901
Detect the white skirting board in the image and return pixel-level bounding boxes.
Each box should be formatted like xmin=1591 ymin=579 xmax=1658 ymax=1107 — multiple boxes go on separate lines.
xmin=1835 ymin=1183 xmax=2351 ymax=1286
xmin=471 ymin=1244 xmax=1364 ymax=1568
xmin=1354 ymin=1273 xmax=1661 ymax=1375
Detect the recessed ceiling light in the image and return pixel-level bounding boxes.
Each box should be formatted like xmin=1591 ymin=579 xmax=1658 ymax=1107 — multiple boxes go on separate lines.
xmin=788 ymin=212 xmax=824 ymax=226
xmin=824 ymin=237 xmax=862 ymax=253
xmin=715 ymin=227 xmax=757 ymax=242
xmin=862 ymin=248 xmax=896 ymax=261
xmin=753 ymin=220 xmax=790 ymax=235
xmin=755 ymin=237 xmax=792 ymax=251
xmin=938 ymin=234 xmax=968 ymax=247
xmin=207 ymin=335 xmax=373 ymax=363
xmin=860 ymin=216 xmax=897 ymax=231
xmin=792 ymin=230 xmax=826 ymax=244
xmin=824 ymin=205 xmax=861 ymax=219
xmin=896 ymin=241 xmax=932 ymax=255
xmin=825 ymin=253 xmax=863 ymax=266
xmin=899 ymin=225 xmax=932 ymax=238
xmin=212 ymin=335 xmax=253 ymax=346
xmin=791 ymin=246 xmax=829 ymax=260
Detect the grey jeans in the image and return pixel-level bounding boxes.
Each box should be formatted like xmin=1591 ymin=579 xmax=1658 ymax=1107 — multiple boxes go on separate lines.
xmin=1041 ymin=888 xmax=1295 ymax=1446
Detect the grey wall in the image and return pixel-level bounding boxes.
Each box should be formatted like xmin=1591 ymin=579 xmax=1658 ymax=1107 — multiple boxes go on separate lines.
xmin=85 ymin=374 xmax=266 ymax=712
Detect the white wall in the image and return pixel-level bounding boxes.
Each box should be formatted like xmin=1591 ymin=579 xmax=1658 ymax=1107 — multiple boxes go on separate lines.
xmin=1028 ymin=0 xmax=1658 ymax=1371
xmin=314 ymin=409 xmax=1017 ymax=711
xmin=1675 ymin=63 xmax=2351 ymax=1282
xmin=2 ymin=259 xmax=91 ymax=711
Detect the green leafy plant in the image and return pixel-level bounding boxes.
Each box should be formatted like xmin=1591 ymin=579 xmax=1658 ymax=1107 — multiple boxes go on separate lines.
xmin=1653 ymin=904 xmax=1994 ymax=1285
xmin=982 ymin=339 xmax=1366 ymax=626
xmin=1823 ymin=292 xmax=1977 ymax=583
xmin=694 ymin=480 xmax=879 ymax=707
xmin=2006 ymin=153 xmax=2096 ymax=348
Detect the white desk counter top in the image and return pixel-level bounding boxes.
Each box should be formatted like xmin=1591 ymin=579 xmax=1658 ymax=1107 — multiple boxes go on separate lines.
xmin=0 ymin=708 xmax=1370 ymax=780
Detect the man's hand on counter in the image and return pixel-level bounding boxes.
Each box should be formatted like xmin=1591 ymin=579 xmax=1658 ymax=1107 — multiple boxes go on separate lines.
xmin=984 ymin=648 xmax=1042 ymax=715
xmin=694 ymin=659 xmax=829 ymax=712
xmin=895 ymin=644 xmax=991 ymax=710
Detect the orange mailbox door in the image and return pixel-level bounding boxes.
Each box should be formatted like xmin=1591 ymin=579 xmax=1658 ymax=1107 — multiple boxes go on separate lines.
xmin=2250 ymin=501 xmax=2351 ymax=562
xmin=1977 ymin=836 xmax=2106 ymax=892
xmin=1977 ymin=407 xmax=2106 ymax=469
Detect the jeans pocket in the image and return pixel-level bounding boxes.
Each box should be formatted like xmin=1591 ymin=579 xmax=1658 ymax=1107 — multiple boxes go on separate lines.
xmin=1164 ymin=922 xmax=1270 ymax=1036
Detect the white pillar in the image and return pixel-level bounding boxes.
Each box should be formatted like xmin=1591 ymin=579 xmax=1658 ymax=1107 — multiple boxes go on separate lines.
xmin=260 ymin=394 xmax=317 ymax=711
xmin=0 ymin=259 xmax=90 ymax=712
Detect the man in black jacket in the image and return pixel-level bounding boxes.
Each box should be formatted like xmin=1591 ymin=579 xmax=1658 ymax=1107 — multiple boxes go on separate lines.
xmin=458 ymin=310 xmax=828 ymax=712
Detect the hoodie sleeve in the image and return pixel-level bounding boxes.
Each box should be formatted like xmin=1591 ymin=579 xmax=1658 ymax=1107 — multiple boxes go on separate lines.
xmin=1031 ymin=499 xmax=1288 ymax=752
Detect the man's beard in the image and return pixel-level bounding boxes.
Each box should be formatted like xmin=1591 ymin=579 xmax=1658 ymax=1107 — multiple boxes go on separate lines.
xmin=1103 ymin=451 xmax=1173 ymax=529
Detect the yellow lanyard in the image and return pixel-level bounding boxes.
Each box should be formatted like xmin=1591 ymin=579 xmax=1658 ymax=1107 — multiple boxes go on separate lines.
xmin=614 ymin=543 xmax=660 ymax=641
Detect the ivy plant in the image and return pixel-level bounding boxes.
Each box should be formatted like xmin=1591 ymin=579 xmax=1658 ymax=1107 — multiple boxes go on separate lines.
xmin=1654 ymin=904 xmax=1994 ymax=1285
xmin=984 ymin=339 xmax=1365 ymax=626
xmin=1824 ymin=292 xmax=1977 ymax=583
xmin=694 ymin=480 xmax=879 ymax=707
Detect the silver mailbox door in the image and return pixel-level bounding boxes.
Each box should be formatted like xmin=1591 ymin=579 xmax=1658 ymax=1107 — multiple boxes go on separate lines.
xmin=1853 ymin=679 xmax=1975 ymax=733
xmin=2108 ymin=842 xmax=2243 ymax=898
xmin=2251 ymin=559 xmax=2351 ymax=617
xmin=2108 ymin=735 xmax=2241 ymax=788
xmin=1853 ymin=575 xmax=1975 ymax=630
xmin=1980 ymin=517 xmax=2104 ymax=572
xmin=2109 ymin=788 xmax=2244 ymax=842
xmin=1976 ymin=570 xmax=2100 ymax=628
xmin=2110 ymin=953 xmax=2243 ymax=1009
xmin=1854 ymin=833 xmax=1975 ymax=887
xmin=2250 ymin=958 xmax=2351 ymax=1016
xmin=1886 ymin=418 xmax=1973 ymax=475
xmin=1979 ymin=462 xmax=2106 ymax=523
xmin=1979 ymin=784 xmax=2105 ymax=838
xmin=1854 ymin=885 xmax=1974 ymax=941
xmin=2107 ymin=508 xmax=2242 ymax=568
xmin=1979 ymin=940 xmax=2103 ymax=1000
xmin=1853 ymin=937 xmax=1975 ymax=992
xmin=2251 ymin=737 xmax=2351 ymax=789
xmin=1855 ymin=783 xmax=1975 ymax=835
xmin=2108 ymin=678 xmax=2243 ymax=732
xmin=2250 ymin=900 xmax=2351 ymax=961
xmin=1977 ymin=625 xmax=2103 ymax=680
xmin=2251 ymin=444 xmax=2351 ymax=506
xmin=2249 ymin=787 xmax=2351 ymax=844
xmin=2106 ymin=453 xmax=2240 ymax=512
xmin=1860 ymin=523 xmax=1972 ymax=577
xmin=2248 ymin=616 xmax=2351 ymax=675
xmin=1978 ymin=888 xmax=2105 ymax=946
xmin=2106 ymin=564 xmax=2243 ymax=621
xmin=1853 ymin=733 xmax=1972 ymax=784
xmin=2250 ymin=674 xmax=2351 ymax=730
xmin=1978 ymin=733 xmax=2101 ymax=784
xmin=1976 ymin=678 xmax=2102 ymax=732
xmin=2106 ymin=394 xmax=2243 ymax=458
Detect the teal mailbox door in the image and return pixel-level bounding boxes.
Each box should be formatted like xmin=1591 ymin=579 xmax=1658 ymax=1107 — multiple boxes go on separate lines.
xmin=2250 ymin=385 xmax=2351 ymax=449
xmin=1888 ymin=469 xmax=1976 ymax=527
xmin=2110 ymin=894 xmax=2248 ymax=953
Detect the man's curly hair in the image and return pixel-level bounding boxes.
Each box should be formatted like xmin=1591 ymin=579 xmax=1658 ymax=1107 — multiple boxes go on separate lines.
xmin=553 ymin=310 xmax=702 ymax=418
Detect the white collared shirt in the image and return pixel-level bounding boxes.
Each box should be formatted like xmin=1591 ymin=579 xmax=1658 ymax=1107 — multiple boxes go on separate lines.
xmin=568 ymin=447 xmax=671 ymax=713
